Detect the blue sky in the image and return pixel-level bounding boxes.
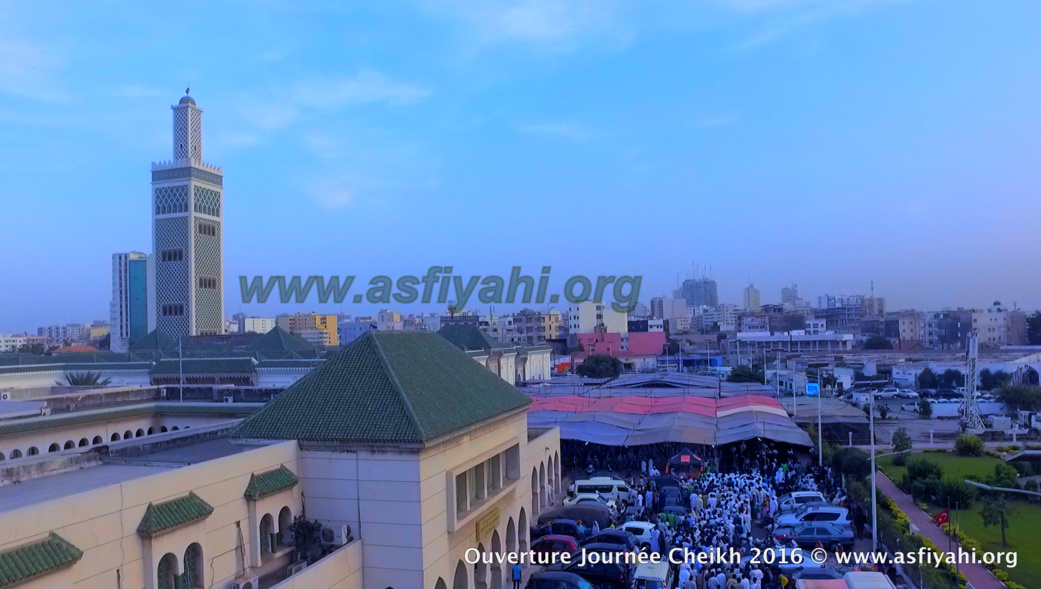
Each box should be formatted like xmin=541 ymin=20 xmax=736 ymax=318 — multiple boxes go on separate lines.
xmin=2 ymin=0 xmax=1040 ymax=332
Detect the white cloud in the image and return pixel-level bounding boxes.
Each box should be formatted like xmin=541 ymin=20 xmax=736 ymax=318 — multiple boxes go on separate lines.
xmin=515 ymin=122 xmax=590 ymax=141
xmin=421 ymin=0 xmax=636 ymax=52
xmin=308 ymin=181 xmax=357 ymax=209
xmin=291 ymin=71 xmax=431 ymax=109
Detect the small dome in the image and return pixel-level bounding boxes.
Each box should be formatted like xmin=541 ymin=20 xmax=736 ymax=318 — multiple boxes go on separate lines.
xmin=179 ymin=95 xmax=196 ymax=105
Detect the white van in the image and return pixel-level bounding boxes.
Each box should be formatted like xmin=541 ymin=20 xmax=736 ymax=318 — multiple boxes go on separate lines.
xmin=779 ymin=491 xmax=826 ymax=512
xmin=634 ymin=561 xmax=672 ymax=589
xmin=571 ymin=479 xmax=632 ymax=505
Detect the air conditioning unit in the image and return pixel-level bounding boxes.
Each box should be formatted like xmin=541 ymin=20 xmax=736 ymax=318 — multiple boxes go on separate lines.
xmin=287 ymin=562 xmax=307 ymax=576
xmin=320 ymin=524 xmax=352 ymax=546
xmin=222 ymin=395 xmax=235 ymax=403
xmin=231 ymin=575 xmax=259 ymax=589
xmin=0 ymin=392 xmax=11 ymax=401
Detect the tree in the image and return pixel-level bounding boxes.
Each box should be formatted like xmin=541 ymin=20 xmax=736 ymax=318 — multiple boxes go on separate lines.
xmin=980 ymin=369 xmax=1011 ymax=391
xmin=987 ymin=463 xmax=1020 ymax=489
xmin=891 ymin=427 xmax=912 ymax=465
xmin=59 ymin=371 xmax=112 ymax=387
xmin=995 ymin=384 xmax=1041 ymax=413
xmin=727 ymin=364 xmax=765 ymax=384
xmin=576 ymin=354 xmax=623 ymax=378
xmin=980 ymin=495 xmax=1014 ymax=548
xmin=917 ymin=367 xmax=938 ymax=390
xmin=939 ymin=369 xmax=965 ymax=389
xmin=863 ymin=335 xmax=893 ymax=350
xmin=917 ymin=398 xmax=933 ymax=419
xmin=287 ymin=516 xmax=325 ymax=563
xmin=16 ymin=343 xmax=45 ymax=355
xmin=1027 ymin=311 xmax=1041 ymax=345
xmin=955 ymin=433 xmax=984 ymax=457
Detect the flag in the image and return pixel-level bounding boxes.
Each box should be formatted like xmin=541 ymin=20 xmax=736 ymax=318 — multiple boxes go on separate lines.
xmin=933 ymin=509 xmax=949 ymax=526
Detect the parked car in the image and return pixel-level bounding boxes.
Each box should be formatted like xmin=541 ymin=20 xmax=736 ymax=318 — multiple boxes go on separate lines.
xmin=792 ymin=567 xmax=844 ymax=580
xmin=582 ymin=530 xmax=639 ymax=552
xmin=618 ymin=521 xmax=655 ymax=550
xmin=526 ymin=571 xmax=596 ymax=589
xmin=546 ymin=557 xmax=634 ymax=589
xmin=900 ymin=401 xmax=920 ymax=413
xmin=896 ymin=390 xmax=920 ymax=399
xmin=564 ymin=493 xmax=617 ymax=513
xmin=531 ymin=535 xmax=580 ymax=558
xmin=775 ymin=505 xmax=850 ymax=528
xmin=572 ymin=479 xmax=632 ymax=505
xmin=775 ymin=522 xmax=855 ymax=551
xmin=778 ymin=491 xmax=826 ymax=513
xmin=532 ymin=519 xmax=584 ymax=541
xmin=875 ymin=388 xmax=899 ymax=399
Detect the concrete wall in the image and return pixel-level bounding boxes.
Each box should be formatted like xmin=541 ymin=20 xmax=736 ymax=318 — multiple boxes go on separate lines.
xmin=0 ymin=413 xmax=242 ymax=461
xmin=0 ymin=368 xmax=151 ymax=391
xmin=268 ymin=540 xmax=364 ymax=589
xmin=0 ymin=441 xmax=302 ymax=589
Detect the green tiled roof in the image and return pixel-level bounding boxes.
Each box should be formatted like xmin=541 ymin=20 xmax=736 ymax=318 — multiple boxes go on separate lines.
xmin=151 ymin=357 xmax=257 ymax=375
xmin=437 ymin=324 xmax=508 ymax=351
xmin=137 ymin=492 xmax=214 ymax=538
xmin=231 ymin=331 xmax=531 ymax=446
xmin=0 ymin=533 xmax=83 ymax=588
xmin=244 ymin=465 xmax=299 ymax=500
xmin=249 ymin=326 xmax=317 ymax=353
xmin=131 ymin=329 xmax=178 ymax=351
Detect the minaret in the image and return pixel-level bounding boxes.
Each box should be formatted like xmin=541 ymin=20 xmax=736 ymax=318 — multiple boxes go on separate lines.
xmin=151 ymin=89 xmax=225 ymax=337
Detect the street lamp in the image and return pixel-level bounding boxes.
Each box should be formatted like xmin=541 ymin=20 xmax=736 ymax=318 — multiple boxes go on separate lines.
xmin=964 ymin=480 xmax=1041 ymax=499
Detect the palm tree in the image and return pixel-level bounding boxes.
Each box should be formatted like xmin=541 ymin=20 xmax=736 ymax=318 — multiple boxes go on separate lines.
xmin=60 ymin=371 xmax=112 ymax=387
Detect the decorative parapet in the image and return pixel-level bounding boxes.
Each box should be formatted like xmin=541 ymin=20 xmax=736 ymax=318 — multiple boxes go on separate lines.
xmin=152 ymin=158 xmax=223 ymax=175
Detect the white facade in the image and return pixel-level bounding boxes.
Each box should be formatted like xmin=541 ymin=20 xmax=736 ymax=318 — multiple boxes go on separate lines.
xmin=37 ymin=324 xmax=91 ymax=346
xmin=743 ymin=284 xmax=761 ymax=312
xmin=567 ymin=301 xmax=628 ymax=334
xmin=243 ymin=317 xmax=276 ymax=334
xmin=973 ymin=302 xmax=1010 ymax=346
xmin=0 ymin=334 xmax=29 ymax=353
xmin=152 ymin=92 xmax=225 ymax=338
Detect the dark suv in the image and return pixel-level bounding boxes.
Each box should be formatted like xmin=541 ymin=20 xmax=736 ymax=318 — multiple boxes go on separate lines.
xmin=582 ymin=530 xmax=638 ymax=552
xmin=547 ymin=559 xmax=633 ymax=589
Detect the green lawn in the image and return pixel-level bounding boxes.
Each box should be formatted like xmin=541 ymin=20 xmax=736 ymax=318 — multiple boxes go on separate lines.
xmin=876 ymin=452 xmax=1003 ymax=483
xmin=876 ymin=452 xmax=1041 ymax=588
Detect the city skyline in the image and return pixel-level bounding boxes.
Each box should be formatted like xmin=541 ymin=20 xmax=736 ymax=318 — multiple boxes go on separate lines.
xmin=2 ymin=1 xmax=1041 ymax=332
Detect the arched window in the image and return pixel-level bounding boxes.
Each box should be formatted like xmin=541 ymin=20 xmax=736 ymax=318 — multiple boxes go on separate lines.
xmin=111 ymin=433 xmax=121 ymax=442
xmin=0 ymin=452 xmax=5 ymax=461
xmin=93 ymin=436 xmax=103 ymax=445
xmin=278 ymin=507 xmax=293 ymax=547
xmin=161 ymin=426 xmax=169 ymax=433
xmin=10 ymin=449 xmax=22 ymax=459
xmin=136 ymin=429 xmax=145 ymax=438
xmin=124 ymin=430 xmax=133 ymax=440
xmin=148 ymin=427 xmax=155 ymax=435
xmin=157 ymin=552 xmax=179 ymax=589
xmin=259 ymin=514 xmax=275 ymax=559
xmin=182 ymin=543 xmax=203 ymax=588
xmin=79 ymin=438 xmax=89 ymax=447
xmin=454 ymin=560 xmax=469 ymax=589
xmin=27 ymin=447 xmax=39 ymax=456
xmin=172 ymin=426 xmax=180 ymax=431
xmin=530 ymin=468 xmax=539 ymax=515
xmin=64 ymin=440 xmax=75 ymax=450
xmin=474 ymin=543 xmax=488 ymax=589
xmin=48 ymin=443 xmax=61 ymax=453
xmin=518 ymin=508 xmax=528 ymax=552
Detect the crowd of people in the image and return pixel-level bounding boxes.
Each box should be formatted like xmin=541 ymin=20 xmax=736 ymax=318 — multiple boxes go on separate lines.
xmin=555 ymin=440 xmax=895 ymax=588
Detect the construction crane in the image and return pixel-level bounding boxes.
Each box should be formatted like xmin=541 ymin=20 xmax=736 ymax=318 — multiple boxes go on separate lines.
xmin=961 ymin=330 xmax=986 ymax=434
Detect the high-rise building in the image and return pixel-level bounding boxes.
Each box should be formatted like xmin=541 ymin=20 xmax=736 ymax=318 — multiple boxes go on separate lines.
xmin=681 ymin=278 xmax=718 ymax=309
xmin=277 ymin=313 xmax=339 ymax=346
xmin=781 ymin=284 xmax=799 ymax=305
xmin=742 ymin=283 xmax=761 ymax=312
xmin=243 ymin=317 xmax=276 ymax=334
xmin=152 ymin=90 xmax=224 ymax=338
xmin=110 ymin=252 xmax=154 ymax=352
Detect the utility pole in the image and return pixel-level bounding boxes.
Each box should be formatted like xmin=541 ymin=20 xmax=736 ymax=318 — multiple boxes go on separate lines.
xmin=870 ymin=388 xmax=878 ymax=552
xmin=178 ymin=338 xmax=184 ymax=403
